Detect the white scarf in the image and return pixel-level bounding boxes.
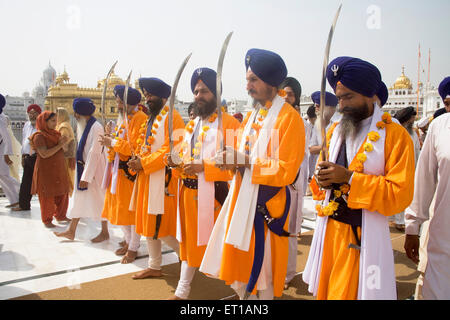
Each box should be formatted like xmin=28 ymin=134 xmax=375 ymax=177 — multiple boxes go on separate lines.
xmin=147 ymin=109 xmax=169 ymax=215
xmin=200 ymin=94 xmax=286 ymax=277
xmin=302 ymin=104 xmax=397 ymax=300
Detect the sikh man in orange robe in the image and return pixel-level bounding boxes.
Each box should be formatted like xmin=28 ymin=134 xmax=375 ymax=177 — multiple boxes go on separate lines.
xmin=127 ymin=77 xmax=184 ymax=279
xmin=199 ymin=48 xmax=305 ymax=300
xmin=168 ymin=67 xmax=240 ymax=300
xmin=99 ymin=85 xmax=147 ymax=263
xmin=303 ymin=57 xmax=415 ymax=300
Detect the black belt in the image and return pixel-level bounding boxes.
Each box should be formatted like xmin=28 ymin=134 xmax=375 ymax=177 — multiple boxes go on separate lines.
xmin=328 ymin=193 xmax=362 ymax=247
xmin=119 ymin=160 xmax=137 ymax=182
xmin=182 ymin=178 xmax=229 ymax=207
xmin=183 ymin=178 xmax=198 ymax=190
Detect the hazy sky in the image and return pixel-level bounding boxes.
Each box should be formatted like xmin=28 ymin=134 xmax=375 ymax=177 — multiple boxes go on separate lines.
xmin=0 ymin=0 xmax=449 ymax=102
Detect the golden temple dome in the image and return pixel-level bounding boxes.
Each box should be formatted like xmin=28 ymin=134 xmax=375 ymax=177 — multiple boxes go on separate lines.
xmin=97 ymin=71 xmax=125 ymax=88
xmin=393 ymin=66 xmax=412 ymax=90
xmin=55 ymin=67 xmax=70 ymax=85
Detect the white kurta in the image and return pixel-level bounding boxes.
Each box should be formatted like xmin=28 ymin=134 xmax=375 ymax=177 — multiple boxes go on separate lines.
xmin=405 ymin=113 xmax=450 ymax=300
xmin=286 ymin=119 xmax=310 ymax=284
xmin=68 ymin=121 xmax=107 ymax=220
xmin=0 ymin=114 xmax=20 ymax=203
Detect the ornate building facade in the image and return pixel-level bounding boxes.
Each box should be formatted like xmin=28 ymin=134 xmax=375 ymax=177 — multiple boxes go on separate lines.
xmin=44 ymin=68 xmax=137 ymax=122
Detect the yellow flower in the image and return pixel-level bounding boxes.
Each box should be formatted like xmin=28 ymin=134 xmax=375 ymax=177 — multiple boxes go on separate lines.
xmin=195 ymin=142 xmax=202 ymax=149
xmin=193 ymin=148 xmax=200 ymax=156
xmin=354 ymin=162 xmax=364 ymax=173
xmin=156 ymin=115 xmax=162 ymax=121
xmin=340 ymin=184 xmax=350 ymax=194
xmin=259 ymin=109 xmax=268 ymax=117
xmin=357 ymin=153 xmax=367 ymax=163
xmin=202 ymin=126 xmax=210 ymax=132
xmin=265 ymin=101 xmax=272 ymax=109
xmin=161 ymin=110 xmax=167 ymax=116
xmin=136 ymin=138 xmax=143 ymax=145
xmin=382 ymin=112 xmax=392 ymax=124
xmin=329 ymin=200 xmax=339 ymax=211
xmin=164 ymin=106 xmax=169 ymax=112
xmin=333 ymin=190 xmax=342 ymax=198
xmin=368 ymin=131 xmax=380 ymax=142
xmin=364 ymin=142 xmax=374 ymax=152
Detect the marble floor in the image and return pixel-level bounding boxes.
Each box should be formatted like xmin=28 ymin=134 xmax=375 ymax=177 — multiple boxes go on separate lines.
xmin=0 ymin=193 xmax=317 ymax=300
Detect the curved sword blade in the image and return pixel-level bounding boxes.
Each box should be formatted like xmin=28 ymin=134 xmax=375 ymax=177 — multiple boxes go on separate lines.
xmin=320 ymin=4 xmax=342 ymax=161
xmin=100 ymin=60 xmax=118 ymax=127
xmin=168 ymin=52 xmax=193 ymax=153
xmin=123 ymin=70 xmax=133 ymax=154
xmin=216 ymin=32 xmax=233 ymax=153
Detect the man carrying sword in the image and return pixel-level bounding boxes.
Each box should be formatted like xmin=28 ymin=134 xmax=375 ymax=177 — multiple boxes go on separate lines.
xmin=303 ymin=57 xmax=415 ymax=300
xmin=168 ymin=67 xmax=240 ymax=300
xmin=127 ymin=77 xmax=185 ymax=279
xmin=199 ymin=48 xmax=305 ymax=300
xmin=99 ymin=85 xmax=147 ymax=264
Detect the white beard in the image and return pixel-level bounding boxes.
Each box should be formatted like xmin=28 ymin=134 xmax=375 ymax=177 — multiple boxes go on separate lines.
xmin=76 ymin=118 xmax=87 ymax=142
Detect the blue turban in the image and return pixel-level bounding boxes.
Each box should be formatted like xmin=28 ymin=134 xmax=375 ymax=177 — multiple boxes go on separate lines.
xmin=138 ymin=77 xmax=171 ymax=99
xmin=245 ymin=48 xmax=287 ymax=87
xmin=0 ymin=93 xmax=5 ymax=114
xmin=327 ymin=56 xmax=382 ymax=98
xmin=191 ymin=67 xmax=220 ymax=97
xmin=376 ymin=81 xmax=388 ymax=106
xmin=311 ymin=91 xmax=338 ymax=107
xmin=73 ymin=98 xmax=96 ymax=116
xmin=113 ymin=85 xmax=142 ymax=106
xmin=438 ymin=77 xmax=450 ymax=101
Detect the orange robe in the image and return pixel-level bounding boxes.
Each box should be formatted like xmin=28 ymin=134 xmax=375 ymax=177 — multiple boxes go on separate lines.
xmin=134 ymin=109 xmax=185 ymax=238
xmin=179 ymin=113 xmax=241 ymax=267
xmin=218 ymin=104 xmax=305 ymax=297
xmin=101 ymin=110 xmax=148 ymax=226
xmin=313 ymin=121 xmax=415 ymax=300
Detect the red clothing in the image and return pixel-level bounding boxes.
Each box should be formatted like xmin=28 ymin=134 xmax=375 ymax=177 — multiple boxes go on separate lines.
xmin=31 ymin=133 xmax=71 ymax=198
xmin=38 ymin=193 xmax=69 ymax=224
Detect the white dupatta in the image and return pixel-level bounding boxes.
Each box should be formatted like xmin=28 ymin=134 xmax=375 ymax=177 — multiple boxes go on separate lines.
xmin=175 ymin=116 xmax=218 ymax=246
xmin=302 ymin=104 xmax=397 ymax=300
xmin=200 ymin=94 xmax=286 ymax=277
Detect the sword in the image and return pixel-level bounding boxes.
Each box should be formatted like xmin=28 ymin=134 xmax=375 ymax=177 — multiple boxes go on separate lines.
xmin=167 ymin=52 xmax=192 ymax=166
xmin=216 ymin=32 xmax=233 ymax=162
xmin=123 ymin=70 xmax=134 ymax=156
xmin=100 ymin=60 xmax=118 ymax=128
xmin=319 ymin=5 xmax=342 ymax=162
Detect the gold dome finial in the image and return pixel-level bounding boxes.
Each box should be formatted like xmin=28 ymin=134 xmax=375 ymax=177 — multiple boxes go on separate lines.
xmin=393 ymin=66 xmax=412 ymax=90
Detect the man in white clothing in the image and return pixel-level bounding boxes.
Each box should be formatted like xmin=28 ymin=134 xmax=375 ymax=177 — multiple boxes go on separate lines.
xmin=391 ymin=106 xmax=421 ymax=231
xmin=281 ymin=76 xmax=310 ymax=289
xmin=0 ymin=93 xmax=20 ymax=208
xmin=405 ymin=77 xmax=450 ymax=300
xmin=55 ymin=98 xmax=109 ymax=242
xmin=12 ymin=104 xmax=41 ymax=211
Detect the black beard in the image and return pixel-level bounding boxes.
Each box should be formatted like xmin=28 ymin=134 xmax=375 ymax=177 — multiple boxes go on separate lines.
xmin=147 ymin=98 xmax=164 ymax=117
xmin=195 ymin=99 xmax=217 ymax=118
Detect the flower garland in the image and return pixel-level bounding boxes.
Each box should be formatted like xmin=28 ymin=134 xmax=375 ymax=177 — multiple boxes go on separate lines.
xmin=179 ymin=111 xmax=218 ymax=163
xmin=316 ymin=112 xmax=393 ymax=217
xmin=244 ymin=89 xmax=286 ymax=153
xmin=107 ymin=108 xmax=140 ymax=163
xmin=135 ymin=106 xmax=169 ymax=158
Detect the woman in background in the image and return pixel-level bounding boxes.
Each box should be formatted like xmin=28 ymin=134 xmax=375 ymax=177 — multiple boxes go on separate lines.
xmin=56 ymin=107 xmax=76 ymax=195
